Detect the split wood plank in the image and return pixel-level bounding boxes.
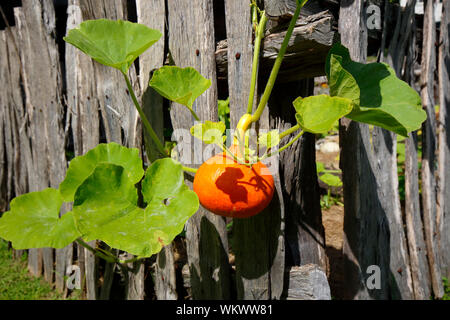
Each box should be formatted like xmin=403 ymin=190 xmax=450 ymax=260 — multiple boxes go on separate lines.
xmin=394 ymin=0 xmax=431 ymax=300
xmin=66 ymin=0 xmax=142 ymax=300
xmin=285 ymin=264 xmax=331 ymax=300
xmin=14 ymin=0 xmax=66 ymax=282
xmin=338 ymin=0 xmax=391 ymax=300
xmin=420 ymin=0 xmax=444 ymax=299
xmin=437 ymin=0 xmax=450 ymax=281
xmin=0 ymin=32 xmax=10 ymax=213
xmin=167 ymin=0 xmax=231 ymax=299
xmin=224 ymin=0 xmax=275 ymax=300
xmin=136 ymin=0 xmax=176 ymax=300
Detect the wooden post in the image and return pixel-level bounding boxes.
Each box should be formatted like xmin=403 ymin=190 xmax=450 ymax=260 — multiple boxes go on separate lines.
xmin=421 ymin=0 xmax=444 ymax=299
xmin=338 ymin=0 xmax=390 ymax=300
xmin=136 ymin=0 xmax=176 ymax=300
xmin=13 ymin=0 xmax=66 ymax=282
xmin=65 ymin=0 xmax=142 ymax=300
xmin=437 ymin=0 xmax=450 ymax=281
xmin=167 ymin=0 xmax=231 ymax=299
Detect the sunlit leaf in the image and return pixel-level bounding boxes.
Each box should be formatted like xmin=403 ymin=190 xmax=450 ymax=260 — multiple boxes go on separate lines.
xmin=326 ymin=43 xmax=427 ymax=137
xmin=64 ymin=19 xmax=162 ymax=73
xmin=0 ymin=189 xmax=80 ymax=249
xmin=72 ymin=159 xmax=198 ymax=257
xmin=190 ymin=121 xmax=226 ymax=145
xmin=316 ymin=161 xmax=325 ymax=173
xmin=149 ymin=66 xmax=211 ymax=108
xmin=293 ymin=95 xmax=353 ymax=134
xmin=59 ymin=142 xmax=144 ymax=202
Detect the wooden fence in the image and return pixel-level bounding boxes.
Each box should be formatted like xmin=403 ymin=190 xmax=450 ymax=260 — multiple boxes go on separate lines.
xmin=0 ymin=0 xmax=448 ymax=300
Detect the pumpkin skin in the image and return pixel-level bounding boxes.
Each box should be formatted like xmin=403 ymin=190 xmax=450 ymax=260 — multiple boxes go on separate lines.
xmin=193 ymin=146 xmax=275 ymax=218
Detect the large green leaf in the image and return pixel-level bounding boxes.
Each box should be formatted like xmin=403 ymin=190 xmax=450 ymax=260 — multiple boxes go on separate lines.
xmin=190 ymin=121 xmax=226 ymax=145
xmin=149 ymin=66 xmax=211 ymax=108
xmin=72 ymin=159 xmax=198 ymax=257
xmin=0 ymin=189 xmax=80 ymax=249
xmin=293 ymin=95 xmax=353 ymax=134
xmin=64 ymin=19 xmax=162 ymax=73
xmin=59 ymin=142 xmax=144 ymax=202
xmin=326 ymin=43 xmax=426 ymax=137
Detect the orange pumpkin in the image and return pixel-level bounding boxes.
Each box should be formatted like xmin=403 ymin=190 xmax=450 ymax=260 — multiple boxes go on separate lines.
xmin=193 ymin=145 xmax=275 ymax=218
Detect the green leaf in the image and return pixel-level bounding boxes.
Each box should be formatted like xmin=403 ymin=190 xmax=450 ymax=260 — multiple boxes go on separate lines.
xmin=218 ymin=98 xmax=230 ymax=128
xmin=72 ymin=159 xmax=198 ymax=257
xmin=141 ymin=159 xmax=199 ymax=251
xmin=326 ymin=43 xmax=427 ymax=137
xmin=0 ymin=189 xmax=80 ymax=249
xmin=190 ymin=121 xmax=226 ymax=145
xmin=258 ymin=130 xmax=281 ymax=148
xmin=59 ymin=142 xmax=144 ymax=202
xmin=316 ymin=161 xmax=325 ymax=173
xmin=293 ymin=95 xmax=353 ymax=134
xmin=64 ymin=19 xmax=162 ymax=73
xmin=149 ymin=66 xmax=211 ymax=108
xmin=319 ymin=173 xmax=342 ymax=187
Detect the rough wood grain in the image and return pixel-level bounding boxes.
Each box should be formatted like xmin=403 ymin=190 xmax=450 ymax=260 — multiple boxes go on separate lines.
xmin=397 ymin=2 xmax=431 ymax=299
xmin=420 ymin=0 xmax=444 ymax=299
xmin=339 ymin=0 xmax=389 ymax=300
xmin=154 ymin=244 xmax=178 ymax=300
xmin=66 ymin=0 xmax=142 ymax=299
xmin=375 ymin=1 xmax=416 ymax=300
xmin=269 ymin=80 xmax=327 ymax=272
xmin=285 ymin=264 xmax=331 ymax=300
xmin=264 ymin=0 xmax=325 ymax=19
xmin=225 ymin=0 xmax=284 ymax=300
xmin=4 ymin=27 xmax=32 ymax=201
xmin=405 ymin=133 xmax=431 ymax=299
xmin=136 ymin=0 xmax=175 ymax=300
xmin=215 ymin=10 xmax=336 ymax=83
xmin=14 ymin=1 xmax=66 ymax=280
xmin=0 ymin=32 xmax=10 ymax=213
xmin=437 ymin=0 xmax=450 ymax=281
xmin=167 ymin=0 xmax=231 ymax=300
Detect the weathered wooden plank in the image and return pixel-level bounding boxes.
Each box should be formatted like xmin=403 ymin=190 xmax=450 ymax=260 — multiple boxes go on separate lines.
xmin=216 ymin=10 xmax=336 ymax=83
xmin=4 ymin=27 xmax=32 ymax=200
xmin=437 ymin=0 xmax=450 ymax=281
xmin=420 ymin=0 xmax=444 ymax=299
xmin=269 ymin=80 xmax=328 ymax=274
xmin=154 ymin=244 xmax=178 ymax=300
xmin=264 ymin=0 xmax=326 ymax=19
xmin=0 ymin=31 xmax=7 ymax=213
xmin=136 ymin=0 xmax=175 ymax=300
xmin=405 ymin=132 xmax=431 ymax=299
xmin=285 ymin=264 xmax=331 ymax=300
xmin=338 ymin=0 xmax=389 ymax=300
xmin=14 ymin=0 xmax=65 ymax=280
xmin=393 ymin=1 xmax=432 ymax=299
xmin=168 ymin=0 xmax=231 ymax=299
xmin=372 ymin=1 xmax=416 ymax=300
xmin=224 ymin=0 xmax=277 ymax=300
xmin=0 ymin=32 xmax=14 ymax=214
xmin=66 ymin=0 xmax=142 ymax=299
xmin=224 ymin=0 xmax=254 ymax=127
